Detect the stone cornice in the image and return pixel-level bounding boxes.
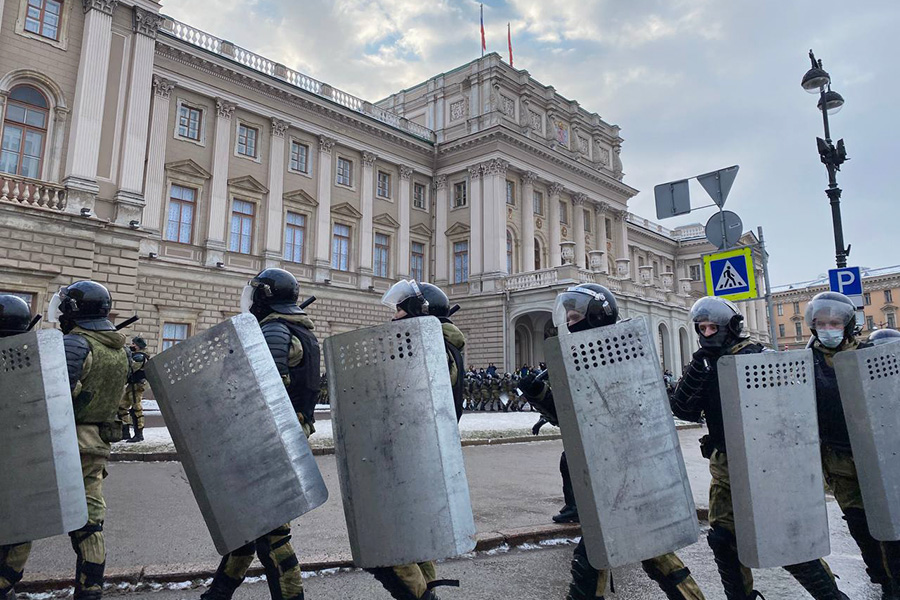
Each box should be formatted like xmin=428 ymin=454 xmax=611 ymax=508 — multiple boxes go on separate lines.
xmin=133 ymin=6 xmax=163 ymax=38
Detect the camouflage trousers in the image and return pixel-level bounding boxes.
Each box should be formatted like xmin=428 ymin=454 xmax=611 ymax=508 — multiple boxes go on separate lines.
xmin=210 ymin=524 xmax=304 ymax=600
xmin=0 ymin=543 xmax=31 ymax=598
xmin=365 ymin=561 xmax=438 ymax=599
xmin=119 ymin=383 xmax=145 ymax=429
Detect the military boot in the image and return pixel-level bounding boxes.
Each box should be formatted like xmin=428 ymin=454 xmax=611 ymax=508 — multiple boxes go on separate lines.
xmin=127 ymin=428 xmax=143 ymax=443
xmin=783 ymin=561 xmax=848 ymax=600
xmin=566 ymin=540 xmax=604 ymax=600
xmin=554 ymin=505 xmax=579 ymax=524
xmin=844 ymin=508 xmax=892 ymax=587
xmin=121 ymin=424 xmax=131 ymax=441
xmin=707 ymin=527 xmax=761 ymax=600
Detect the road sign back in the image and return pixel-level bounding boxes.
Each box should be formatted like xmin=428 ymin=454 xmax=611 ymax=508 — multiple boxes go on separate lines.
xmin=704 ymin=247 xmax=758 ymax=301
xmin=828 ymin=267 xmax=864 ymax=309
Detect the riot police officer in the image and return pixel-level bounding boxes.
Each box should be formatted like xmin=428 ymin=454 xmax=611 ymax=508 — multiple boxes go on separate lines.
xmin=671 ymin=296 xmax=849 ymax=600
xmin=0 ymin=295 xmax=41 ymax=600
xmin=120 ymin=337 xmax=150 ymax=443
xmin=200 ymin=268 xmax=320 ymax=600
xmin=868 ymin=328 xmax=900 ymax=346
xmin=373 ymin=279 xmax=467 ymax=600
xmin=522 ymin=284 xmax=704 ymax=600
xmin=806 ymin=292 xmax=899 ymax=600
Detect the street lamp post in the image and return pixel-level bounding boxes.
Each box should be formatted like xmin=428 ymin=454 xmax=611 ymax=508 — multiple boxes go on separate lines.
xmin=801 ymin=50 xmax=849 ymax=268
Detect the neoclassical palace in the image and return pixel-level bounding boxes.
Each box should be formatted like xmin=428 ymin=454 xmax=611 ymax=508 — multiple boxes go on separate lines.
xmin=0 ymin=0 xmax=771 ymax=373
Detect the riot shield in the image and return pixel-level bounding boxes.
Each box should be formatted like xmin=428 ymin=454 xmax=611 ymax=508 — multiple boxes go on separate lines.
xmin=145 ymin=314 xmax=328 ymax=555
xmin=717 ymin=349 xmax=830 ymax=567
xmin=324 ymin=317 xmax=476 ymax=568
xmin=0 ymin=329 xmax=87 ymax=545
xmin=544 ymin=317 xmax=698 ymax=569
xmin=834 ymin=343 xmax=900 ymax=541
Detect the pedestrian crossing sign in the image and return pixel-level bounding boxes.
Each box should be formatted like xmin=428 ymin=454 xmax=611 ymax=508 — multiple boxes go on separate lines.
xmin=703 ymin=247 xmax=758 ymax=301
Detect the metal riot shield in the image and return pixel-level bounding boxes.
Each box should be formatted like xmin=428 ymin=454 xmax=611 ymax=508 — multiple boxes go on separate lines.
xmin=0 ymin=329 xmax=87 ymax=545
xmin=324 ymin=317 xmax=476 ymax=568
xmin=834 ymin=343 xmax=900 ymax=540
xmin=717 ymin=349 xmax=830 ymax=567
xmin=544 ymin=317 xmax=698 ymax=569
xmin=144 ymin=314 xmax=328 ymax=555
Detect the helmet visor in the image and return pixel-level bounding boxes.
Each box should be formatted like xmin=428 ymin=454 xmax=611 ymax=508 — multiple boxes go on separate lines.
xmin=805 ymin=297 xmax=855 ymax=331
xmin=239 ymin=284 xmax=254 ymax=314
xmin=552 ymin=289 xmax=594 ymax=332
xmin=381 ymin=280 xmax=424 ymax=310
xmin=690 ymin=296 xmax=738 ymax=326
xmin=46 ymin=288 xmax=64 ymax=324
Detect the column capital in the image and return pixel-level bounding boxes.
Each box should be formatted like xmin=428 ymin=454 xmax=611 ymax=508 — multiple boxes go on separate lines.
xmin=595 ymin=201 xmax=610 ymax=214
xmin=318 ymin=135 xmax=336 ymax=154
xmin=572 ymin=193 xmax=588 ymax=206
xmin=362 ymin=151 xmax=378 ymax=167
xmin=467 ymin=164 xmax=483 ymax=180
xmin=548 ymin=182 xmax=565 ymax=197
xmin=83 ymin=0 xmax=118 ymax=15
xmin=215 ymin=98 xmax=237 ymax=119
xmin=271 ymin=118 xmax=289 ymax=138
xmin=133 ymin=6 xmax=163 ymax=38
xmin=434 ymin=174 xmax=448 ymax=190
xmin=399 ymin=165 xmax=413 ymax=180
xmin=153 ymin=76 xmax=175 ymax=99
xmin=522 ymin=171 xmax=538 ymax=185
xmin=482 ymin=158 xmax=509 ymax=177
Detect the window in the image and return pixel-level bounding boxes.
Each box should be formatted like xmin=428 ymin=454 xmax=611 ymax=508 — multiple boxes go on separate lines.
xmin=533 ymin=191 xmax=544 ymax=216
xmin=689 ymin=264 xmax=701 ymax=281
xmin=377 ymin=171 xmax=391 ymax=199
xmin=864 ymin=292 xmax=871 ymax=306
xmin=887 ymin=313 xmax=896 ymax=328
xmin=165 ymin=184 xmax=196 ymax=244
xmin=283 ymin=212 xmax=306 ymax=263
xmin=795 ymin=322 xmax=803 ymax=338
xmin=866 ymin=315 xmax=875 ymax=330
xmin=0 ymin=86 xmax=49 ymax=179
xmin=584 ymin=210 xmax=591 ymax=233
xmin=778 ymin=324 xmax=785 ymax=337
xmin=336 ymin=157 xmax=352 ymax=187
xmin=229 ymin=199 xmax=254 ymax=254
xmin=178 ymin=104 xmax=202 ymax=141
xmin=410 ymin=242 xmax=425 ymax=281
xmin=506 ymin=180 xmax=515 ymax=205
xmin=507 ymin=231 xmax=513 ymax=273
xmin=453 ymin=241 xmax=469 ymax=283
xmin=374 ymin=233 xmax=390 ymax=278
xmin=289 ymin=141 xmax=309 ymax=173
xmin=453 ymin=181 xmax=467 ymax=208
xmin=559 ymin=202 xmax=568 ymax=224
xmin=413 ymin=183 xmax=427 ymax=210
xmin=886 ymin=290 xmax=894 ymax=303
xmin=534 ymin=239 xmax=542 ymax=270
xmin=162 ymin=322 xmax=190 ymax=351
xmin=777 ymin=303 xmax=784 ymax=316
xmin=331 ymin=223 xmax=351 ymax=271
xmin=23 ymin=0 xmax=61 ymax=40
xmin=237 ymin=124 xmax=258 ymax=158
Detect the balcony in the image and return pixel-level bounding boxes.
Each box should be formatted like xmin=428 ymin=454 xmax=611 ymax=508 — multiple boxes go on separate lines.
xmin=0 ymin=173 xmax=67 ymax=211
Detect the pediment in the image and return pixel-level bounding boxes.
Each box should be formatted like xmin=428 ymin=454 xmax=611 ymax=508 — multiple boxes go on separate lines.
xmin=283 ymin=189 xmax=318 ymax=207
xmin=410 ymin=223 xmax=433 ymax=237
xmin=445 ymin=222 xmax=470 ymax=236
xmin=228 ymin=175 xmax=269 ymax=195
xmin=331 ymin=202 xmax=363 ymax=220
xmin=373 ymin=213 xmax=400 ymax=229
xmin=165 ymin=159 xmax=211 ymax=181
xmin=881 ymin=304 xmax=897 ymax=313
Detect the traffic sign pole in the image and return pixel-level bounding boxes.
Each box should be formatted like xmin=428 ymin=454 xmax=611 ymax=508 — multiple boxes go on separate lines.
xmin=758 ymin=226 xmax=779 ymax=351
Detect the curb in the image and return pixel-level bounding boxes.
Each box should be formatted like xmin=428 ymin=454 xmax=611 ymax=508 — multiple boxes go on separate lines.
xmin=18 ymin=509 xmax=709 ymax=593
xmin=110 ymin=424 xmax=702 ymax=463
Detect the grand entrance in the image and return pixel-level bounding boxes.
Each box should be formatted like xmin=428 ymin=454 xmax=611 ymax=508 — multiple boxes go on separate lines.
xmin=512 ymin=310 xmax=554 ymax=369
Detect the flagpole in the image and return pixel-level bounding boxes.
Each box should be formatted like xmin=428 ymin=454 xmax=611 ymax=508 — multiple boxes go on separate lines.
xmin=480 ymin=4 xmax=485 ymax=58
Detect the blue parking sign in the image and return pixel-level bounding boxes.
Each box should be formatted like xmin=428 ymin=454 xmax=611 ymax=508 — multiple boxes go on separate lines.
xmin=828 ymin=267 xmax=864 ymax=308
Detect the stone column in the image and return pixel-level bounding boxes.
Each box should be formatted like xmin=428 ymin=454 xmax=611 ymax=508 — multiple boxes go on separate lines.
xmin=747 ymin=298 xmax=759 ymax=333
xmin=358 ymin=151 xmax=377 ymax=288
xmin=596 ymin=203 xmax=609 ymax=273
xmin=434 ymin=175 xmax=449 ymax=285
xmin=63 ymin=0 xmax=120 ymax=213
xmin=114 ymin=6 xmax=163 ymax=225
xmin=572 ymin=193 xmax=587 ymax=269
xmin=397 ymin=165 xmax=413 ymax=278
xmin=314 ymin=136 xmax=336 ymax=281
xmin=204 ymin=98 xmax=236 ymax=267
xmin=468 ymin=164 xmax=483 ymax=284
xmin=0 ymin=0 xmax=6 ymax=32
xmin=548 ymin=183 xmax=564 ymax=267
xmin=616 ymin=209 xmax=630 ymax=277
xmin=520 ymin=171 xmax=537 ymax=272
xmin=264 ymin=119 xmax=289 ymax=267
xmin=481 ymin=159 xmax=509 ymax=283
xmin=141 ymin=76 xmax=175 ymax=233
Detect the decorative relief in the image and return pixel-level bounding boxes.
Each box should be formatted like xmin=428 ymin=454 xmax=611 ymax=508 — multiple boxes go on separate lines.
xmin=362 ymin=151 xmax=378 ymax=167
xmin=561 ymin=226 xmax=568 ymax=238
xmin=596 ymin=201 xmax=610 ymax=214
xmin=399 ymin=165 xmax=413 ymax=180
xmin=133 ymin=6 xmax=163 ymax=38
xmin=271 ymin=119 xmax=289 ymax=138
xmin=560 ymin=242 xmax=575 ymax=265
xmin=501 ymin=95 xmax=515 ymax=118
xmin=572 ymin=193 xmax=587 ymax=206
xmin=553 ymin=119 xmax=570 ymax=147
xmin=522 ymin=171 xmax=538 ymax=186
xmin=318 ymin=136 xmax=336 ymax=154
xmin=467 ymin=164 xmax=483 ymax=180
xmin=450 ymin=99 xmax=468 ymax=122
xmin=153 ymin=76 xmax=175 ymax=99
xmin=597 ymin=146 xmax=611 ymax=166
xmin=215 ymin=98 xmax=236 ymax=119
xmin=578 ymin=136 xmax=589 ymax=155
xmin=612 ymin=145 xmax=623 ymax=180
xmin=434 ymin=175 xmax=448 ymax=190
xmin=83 ymin=0 xmax=118 ymax=15
xmin=535 ymin=217 xmax=543 ymax=229
xmin=548 ymin=183 xmax=564 ymax=197
xmin=482 ymin=158 xmax=509 ymax=177
xmin=529 ymin=110 xmax=542 ymax=131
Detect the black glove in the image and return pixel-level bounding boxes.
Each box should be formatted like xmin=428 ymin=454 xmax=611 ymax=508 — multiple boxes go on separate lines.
xmin=518 ymin=373 xmax=544 ymax=397
xmin=532 ymin=418 xmax=547 ymax=436
xmin=691 ymin=347 xmax=718 ymax=368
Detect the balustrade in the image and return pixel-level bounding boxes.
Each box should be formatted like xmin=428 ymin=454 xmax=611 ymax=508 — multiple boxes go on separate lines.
xmin=0 ymin=174 xmax=66 ymax=211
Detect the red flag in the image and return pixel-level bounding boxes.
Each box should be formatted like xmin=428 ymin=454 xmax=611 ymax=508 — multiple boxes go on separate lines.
xmin=480 ymin=4 xmax=486 ymax=55
xmin=508 ymin=22 xmax=513 ymax=67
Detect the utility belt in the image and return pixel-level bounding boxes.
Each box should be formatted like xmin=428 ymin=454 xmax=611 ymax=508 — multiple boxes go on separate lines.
xmin=699 ymin=434 xmax=726 ymax=460
xmin=80 ymin=421 xmax=126 ymax=444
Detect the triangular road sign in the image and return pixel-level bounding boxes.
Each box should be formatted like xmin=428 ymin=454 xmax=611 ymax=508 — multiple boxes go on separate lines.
xmin=714 ymin=259 xmax=748 ymax=291
xmin=697 ymin=165 xmax=739 ymax=208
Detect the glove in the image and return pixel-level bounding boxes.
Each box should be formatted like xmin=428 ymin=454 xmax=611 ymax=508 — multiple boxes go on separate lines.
xmin=691 ymin=347 xmax=718 ymax=368
xmin=532 ymin=418 xmax=547 ymax=436
xmin=518 ymin=373 xmax=543 ymax=397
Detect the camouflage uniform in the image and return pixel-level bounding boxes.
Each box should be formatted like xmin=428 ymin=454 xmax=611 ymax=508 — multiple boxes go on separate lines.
xmin=488 ymin=374 xmax=501 ymax=411
xmin=119 ymin=350 xmax=149 ymax=431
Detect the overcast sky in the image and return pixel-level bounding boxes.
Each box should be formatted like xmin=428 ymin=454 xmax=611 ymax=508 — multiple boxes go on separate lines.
xmin=162 ymin=0 xmax=899 ymax=286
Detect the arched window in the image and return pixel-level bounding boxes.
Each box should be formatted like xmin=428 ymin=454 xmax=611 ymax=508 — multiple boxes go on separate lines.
xmin=507 ymin=230 xmax=514 ymax=273
xmin=534 ymin=237 xmax=542 ymax=270
xmin=1 ymin=85 xmax=49 ymax=179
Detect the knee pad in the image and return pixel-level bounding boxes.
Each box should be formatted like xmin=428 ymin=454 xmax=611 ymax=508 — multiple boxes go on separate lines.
xmin=69 ymin=523 xmax=103 ymax=556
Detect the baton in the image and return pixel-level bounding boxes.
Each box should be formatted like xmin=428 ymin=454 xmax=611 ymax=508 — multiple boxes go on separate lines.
xmin=115 ymin=316 xmax=139 ymax=331
xmin=299 ymin=296 xmax=317 ymax=311
xmin=447 ymin=304 xmax=461 ymax=317
xmin=26 ymin=314 xmax=43 ymax=332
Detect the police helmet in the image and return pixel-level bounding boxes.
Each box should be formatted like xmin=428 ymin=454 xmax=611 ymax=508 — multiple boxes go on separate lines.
xmin=868 ymin=328 xmax=900 ymax=346
xmin=805 ymin=292 xmax=856 ymax=347
xmin=131 ymin=336 xmax=148 ymax=350
xmin=47 ymin=281 xmax=115 ymax=333
xmin=689 ymin=296 xmax=746 ymax=350
xmin=419 ymin=282 xmax=451 ymax=319
xmin=553 ymin=283 xmax=618 ymax=333
xmin=381 ymin=279 xmax=430 ymax=319
xmin=0 ymin=295 xmax=33 ymax=338
xmin=241 ymin=268 xmax=302 ymax=319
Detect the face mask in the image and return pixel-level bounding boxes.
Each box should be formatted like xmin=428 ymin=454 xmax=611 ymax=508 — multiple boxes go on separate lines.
xmin=698 ymin=328 xmax=729 ymax=350
xmin=817 ymin=329 xmax=844 ymax=349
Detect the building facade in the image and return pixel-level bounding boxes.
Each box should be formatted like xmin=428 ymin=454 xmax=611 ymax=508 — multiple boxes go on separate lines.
xmin=771 ymin=265 xmax=900 ymax=350
xmin=0 ymin=0 xmax=772 ymax=374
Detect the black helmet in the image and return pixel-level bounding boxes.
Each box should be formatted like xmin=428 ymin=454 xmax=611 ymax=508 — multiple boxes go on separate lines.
xmin=48 ymin=281 xmax=115 ymax=333
xmin=689 ymin=296 xmax=745 ymax=350
xmin=382 ymin=279 xmax=430 ymax=319
xmin=553 ymin=283 xmax=618 ymax=333
xmin=0 ymin=295 xmax=32 ymax=338
xmin=241 ymin=268 xmax=303 ymax=319
xmin=131 ymin=336 xmax=148 ymax=350
xmin=868 ymin=328 xmax=900 ymax=346
xmin=805 ymin=292 xmax=856 ymax=349
xmin=420 ymin=282 xmax=451 ymax=319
